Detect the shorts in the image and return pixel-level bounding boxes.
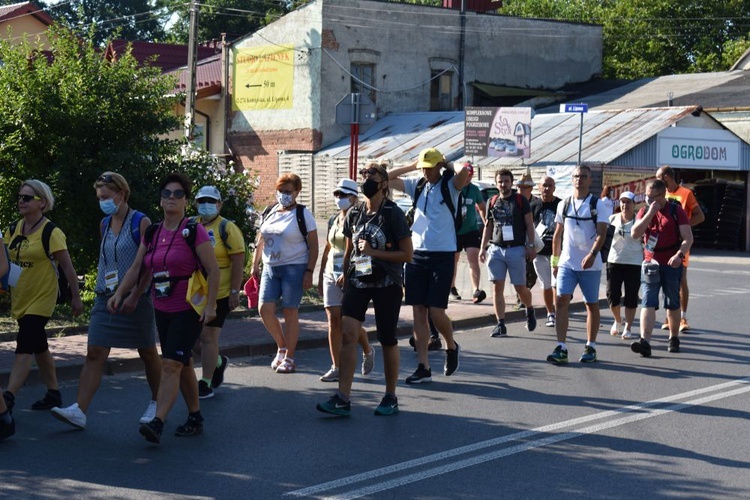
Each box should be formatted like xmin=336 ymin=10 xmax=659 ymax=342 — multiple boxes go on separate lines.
xmin=204 ymin=297 xmax=231 ymax=328
xmin=606 ymin=263 xmax=640 ymax=309
xmin=556 ymin=267 xmax=601 ymax=304
xmin=322 ymin=274 xmax=344 ymax=308
xmin=404 ymin=251 xmax=455 ymax=309
xmin=642 ymin=264 xmax=682 ymax=310
xmin=457 ymin=230 xmax=481 ymax=251
xmin=533 ymin=254 xmax=556 ymax=290
xmin=155 ymin=308 xmax=203 ymax=365
xmin=259 ymin=262 xmax=306 ymax=309
xmin=341 ymin=283 xmax=403 ymax=346
xmin=486 ymin=245 xmax=526 ymax=286
xmin=15 ymin=314 xmax=50 ymax=354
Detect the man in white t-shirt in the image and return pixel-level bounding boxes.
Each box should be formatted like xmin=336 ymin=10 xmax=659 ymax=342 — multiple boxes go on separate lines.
xmin=548 ymin=165 xmax=611 ymax=364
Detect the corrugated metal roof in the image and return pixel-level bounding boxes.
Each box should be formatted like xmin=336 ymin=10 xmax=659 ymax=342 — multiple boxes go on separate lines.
xmin=316 ymin=106 xmax=703 ymax=168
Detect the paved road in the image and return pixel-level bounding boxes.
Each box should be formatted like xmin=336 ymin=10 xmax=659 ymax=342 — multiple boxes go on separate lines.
xmin=1 ymin=251 xmax=749 ymax=499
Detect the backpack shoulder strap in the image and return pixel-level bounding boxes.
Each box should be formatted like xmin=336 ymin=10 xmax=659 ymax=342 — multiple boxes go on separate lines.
xmin=218 ymin=218 xmax=230 ymax=250
xmin=295 ymin=204 xmax=309 ymax=249
xmin=562 ymin=196 xmax=573 ymax=219
xmin=589 ymin=194 xmax=598 ymax=225
xmin=489 ymin=194 xmax=499 ymax=210
xmin=143 ymin=223 xmax=160 ymax=248
xmin=130 ymin=211 xmax=146 ymax=245
xmin=100 ymin=215 xmax=112 ymax=240
xmin=41 ymin=221 xmax=57 ymax=260
xmin=413 ymin=178 xmax=428 ymax=207
xmin=515 ymin=193 xmax=524 ymax=210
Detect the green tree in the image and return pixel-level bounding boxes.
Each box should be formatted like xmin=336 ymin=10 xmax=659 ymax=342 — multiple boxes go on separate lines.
xmin=0 ymin=24 xmax=180 ymax=273
xmin=45 ymin=0 xmax=166 ymax=46
xmin=502 ymin=0 xmax=750 ymax=79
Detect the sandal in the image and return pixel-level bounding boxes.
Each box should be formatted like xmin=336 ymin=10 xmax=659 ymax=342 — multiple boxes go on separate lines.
xmin=271 ymin=348 xmax=287 ymax=370
xmin=276 ymin=357 xmax=296 ymax=373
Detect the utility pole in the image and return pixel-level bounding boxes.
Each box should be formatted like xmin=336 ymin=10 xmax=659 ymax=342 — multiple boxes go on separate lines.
xmin=184 ymin=0 xmax=200 ymax=141
xmin=457 ymin=0 xmax=466 ymax=110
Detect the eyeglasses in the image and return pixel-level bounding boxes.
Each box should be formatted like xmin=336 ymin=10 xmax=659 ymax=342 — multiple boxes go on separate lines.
xmin=161 ymin=188 xmax=186 ymax=199
xmin=359 ymin=168 xmax=381 ymax=178
xmin=97 ymin=174 xmax=114 ymax=184
xmin=196 ymin=197 xmax=219 ymax=204
xmin=572 ymin=174 xmax=589 ymax=179
xmin=17 ymin=194 xmax=41 ymax=202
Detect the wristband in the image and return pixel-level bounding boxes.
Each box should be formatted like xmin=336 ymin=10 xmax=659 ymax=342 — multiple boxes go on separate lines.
xmin=550 ymin=256 xmax=560 ymax=267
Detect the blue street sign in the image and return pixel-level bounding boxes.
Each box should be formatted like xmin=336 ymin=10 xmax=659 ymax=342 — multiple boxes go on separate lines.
xmin=560 ymin=103 xmax=588 ymax=113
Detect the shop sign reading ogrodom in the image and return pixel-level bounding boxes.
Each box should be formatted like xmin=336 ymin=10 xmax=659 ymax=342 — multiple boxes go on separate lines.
xmin=657 ymin=127 xmax=741 ymax=170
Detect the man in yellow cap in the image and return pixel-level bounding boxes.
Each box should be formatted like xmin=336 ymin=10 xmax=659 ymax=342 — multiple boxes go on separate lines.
xmin=389 ymin=148 xmax=471 ymax=384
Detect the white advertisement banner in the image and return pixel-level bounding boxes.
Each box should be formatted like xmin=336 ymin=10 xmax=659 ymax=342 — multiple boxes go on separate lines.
xmin=657 ymin=127 xmax=740 ymax=170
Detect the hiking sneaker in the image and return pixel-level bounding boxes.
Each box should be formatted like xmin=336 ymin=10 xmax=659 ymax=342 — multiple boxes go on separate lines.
xmin=472 ymin=289 xmax=487 ymax=304
xmin=198 ymin=380 xmax=214 ymax=399
xmin=405 ymin=364 xmax=432 ymax=384
xmin=211 ymin=355 xmax=229 ymax=388
xmin=374 ymin=394 xmax=399 ymax=416
xmin=428 ymin=335 xmax=442 ymax=351
xmin=580 ymin=345 xmax=597 ymax=363
xmin=139 ymin=401 xmax=157 ymax=424
xmin=31 ymin=389 xmax=62 ymax=411
xmin=668 ymin=336 xmax=681 ymax=353
xmin=0 ymin=414 xmax=14 ymax=441
xmin=631 ymin=338 xmax=652 ymax=357
xmin=316 ymin=394 xmax=351 ymax=417
xmin=444 ymin=343 xmax=460 ymax=376
xmin=320 ymin=366 xmax=340 ymax=382
xmin=2 ymin=391 xmax=14 ymax=415
xmin=679 ymin=318 xmax=690 ymax=333
xmin=545 ymin=313 xmax=556 ymax=327
xmin=621 ymin=330 xmax=635 ymax=340
xmin=139 ymin=418 xmax=164 ymax=444
xmin=361 ymin=347 xmax=375 ymax=375
xmin=50 ymin=403 xmax=86 ymax=429
xmin=408 ymin=335 xmax=416 ymax=351
xmin=449 ymin=287 xmax=461 ymax=300
xmin=526 ymin=309 xmax=537 ymax=332
xmin=175 ymin=413 xmax=204 ymax=437
xmin=490 ymin=322 xmax=507 ymax=337
xmin=546 ymin=345 xmax=569 ymax=364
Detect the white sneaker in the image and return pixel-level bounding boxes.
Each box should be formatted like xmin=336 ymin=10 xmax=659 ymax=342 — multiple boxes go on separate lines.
xmin=51 ymin=403 xmax=86 ymax=429
xmin=362 ymin=347 xmax=376 ymax=375
xmin=621 ymin=330 xmax=634 ymax=339
xmin=139 ymin=400 xmax=157 ymax=424
xmin=319 ymin=366 xmax=339 ymax=382
xmin=610 ymin=321 xmax=619 ymax=336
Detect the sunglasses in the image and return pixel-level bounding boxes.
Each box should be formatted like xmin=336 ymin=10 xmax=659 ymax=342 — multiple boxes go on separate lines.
xmin=97 ymin=174 xmax=114 ymax=184
xmin=18 ymin=194 xmax=41 ymax=202
xmin=572 ymin=174 xmax=589 ymax=179
xmin=161 ymin=188 xmax=186 ymax=199
xmin=334 ymin=192 xmax=353 ymax=199
xmin=359 ymin=168 xmax=381 ymax=177
xmin=196 ymin=197 xmax=219 ymax=204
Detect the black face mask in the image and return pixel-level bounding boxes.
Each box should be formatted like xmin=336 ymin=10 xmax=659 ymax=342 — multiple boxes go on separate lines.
xmin=361 ymin=178 xmax=381 ymax=199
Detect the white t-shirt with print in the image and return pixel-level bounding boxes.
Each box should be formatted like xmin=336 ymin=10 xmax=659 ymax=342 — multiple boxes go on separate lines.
xmin=260 ymin=207 xmax=317 ymax=266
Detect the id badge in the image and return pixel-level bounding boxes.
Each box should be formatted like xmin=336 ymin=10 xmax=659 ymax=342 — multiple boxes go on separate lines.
xmin=611 ymin=236 xmax=626 ymax=254
xmin=153 ymin=270 xmax=172 ymax=298
xmin=332 ymin=254 xmax=344 ymax=281
xmin=501 ymin=225 xmax=514 ymax=241
xmin=410 ymin=210 xmax=428 ymax=235
xmin=645 ymin=233 xmax=659 ymax=253
xmin=535 ymin=222 xmax=546 ymax=237
xmin=104 ymin=270 xmax=119 ymax=295
xmin=571 ymin=225 xmax=586 ymax=248
xmin=353 ymin=254 xmax=373 ymax=278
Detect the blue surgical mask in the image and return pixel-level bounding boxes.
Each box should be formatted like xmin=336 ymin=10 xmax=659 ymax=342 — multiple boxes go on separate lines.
xmin=99 ymin=198 xmax=119 ymax=215
xmin=276 ymin=191 xmax=295 ymax=208
xmin=198 ymin=203 xmax=219 ymax=218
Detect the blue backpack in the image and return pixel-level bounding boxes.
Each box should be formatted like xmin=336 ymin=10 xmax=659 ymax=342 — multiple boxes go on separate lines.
xmin=100 ymin=211 xmax=146 ymax=245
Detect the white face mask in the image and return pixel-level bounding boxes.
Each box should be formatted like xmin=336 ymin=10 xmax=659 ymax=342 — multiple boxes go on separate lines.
xmin=336 ymin=197 xmax=353 ymax=211
xmin=276 ymin=191 xmax=294 ymax=207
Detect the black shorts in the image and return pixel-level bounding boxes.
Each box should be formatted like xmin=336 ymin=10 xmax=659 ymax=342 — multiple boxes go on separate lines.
xmin=404 ymin=251 xmax=455 ymax=309
xmin=15 ymin=315 xmax=50 ymax=355
xmin=341 ymin=284 xmax=403 ymax=347
xmin=457 ymin=230 xmax=481 ymax=251
xmin=204 ymin=297 xmax=230 ymax=328
xmin=155 ymin=308 xmax=203 ymax=365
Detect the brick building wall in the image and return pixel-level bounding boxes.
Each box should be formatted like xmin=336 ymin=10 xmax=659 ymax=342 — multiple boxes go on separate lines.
xmin=229 ymin=128 xmax=322 ymax=205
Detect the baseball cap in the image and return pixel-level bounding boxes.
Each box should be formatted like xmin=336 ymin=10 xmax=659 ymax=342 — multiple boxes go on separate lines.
xmin=196 ymin=185 xmax=221 ymax=201
xmin=417 ymin=148 xmax=444 ymax=169
xmin=333 ymin=178 xmax=358 ymax=197
xmin=619 ymin=191 xmax=635 ymax=201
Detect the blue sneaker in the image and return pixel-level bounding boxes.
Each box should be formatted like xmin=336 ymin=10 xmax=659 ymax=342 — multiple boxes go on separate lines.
xmin=316 ymin=394 xmax=351 ymax=417
xmin=579 ymin=345 xmax=597 ymax=363
xmin=546 ymin=345 xmax=569 ymax=364
xmin=374 ymin=394 xmax=399 ymax=416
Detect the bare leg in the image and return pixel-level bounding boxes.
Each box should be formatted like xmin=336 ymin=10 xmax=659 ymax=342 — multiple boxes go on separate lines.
xmin=492 ymin=280 xmax=506 ymax=321
xmin=429 ymin=307 xmax=456 ymax=350
xmin=76 ymin=345 xmax=110 ymax=413
xmin=543 ymin=287 xmax=555 ymax=315
xmin=154 ymin=358 xmax=184 ymax=421
xmin=259 ymin=302 xmax=286 ymax=349
xmin=640 ymin=306 xmax=656 ymax=341
xmin=450 ymin=252 xmax=461 ymax=289
xmin=34 ymin=351 xmax=59 ymax=392
xmin=466 ymin=247 xmax=481 ymax=291
xmin=668 ymin=308 xmax=680 ymax=339
xmin=178 ymin=359 xmax=200 ymax=413
xmin=585 ymin=302 xmax=600 ymax=343
xmin=199 ymin=325 xmax=221 ymax=380
xmin=138 ymin=346 xmax=162 ymax=401
xmin=281 ymin=308 xmax=299 ymax=358
xmin=325 ymin=306 xmax=342 ymax=367
xmin=610 ymin=305 xmax=622 ymax=326
xmin=382 ymin=344 xmax=399 ymax=395
xmin=514 ymin=284 xmax=532 ymax=308
xmin=555 ymin=294 xmax=571 ymax=343
xmin=357 ymin=327 xmax=371 ymax=354
xmin=680 ymin=267 xmax=689 ymax=317
xmin=337 ymin=316 xmax=361 ymax=398
xmin=6 ymin=354 xmax=33 ymax=395
xmin=624 ymin=307 xmax=637 ymax=332
xmin=412 ymin=305 xmax=430 ymax=369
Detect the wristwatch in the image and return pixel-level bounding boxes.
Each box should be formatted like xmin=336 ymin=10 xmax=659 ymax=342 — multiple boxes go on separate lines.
xmin=230 ymin=289 xmax=239 ymax=295
xmin=677 ymin=252 xmax=685 ymax=259
xmin=525 ymin=242 xmax=535 ymax=248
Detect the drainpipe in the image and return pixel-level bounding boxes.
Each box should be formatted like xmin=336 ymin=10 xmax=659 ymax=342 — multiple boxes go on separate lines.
xmin=458 ymin=0 xmax=466 ymax=110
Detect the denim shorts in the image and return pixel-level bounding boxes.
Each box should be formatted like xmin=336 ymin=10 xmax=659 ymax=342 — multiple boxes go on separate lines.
xmin=486 ymin=245 xmax=526 ymax=286
xmin=556 ymin=267 xmax=601 ymax=304
xmin=259 ymin=262 xmax=307 ymax=309
xmin=642 ymin=264 xmax=682 ymax=310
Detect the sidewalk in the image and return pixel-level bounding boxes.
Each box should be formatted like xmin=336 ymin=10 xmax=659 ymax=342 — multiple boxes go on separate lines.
xmin=0 ymin=264 xmax=595 ymax=387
